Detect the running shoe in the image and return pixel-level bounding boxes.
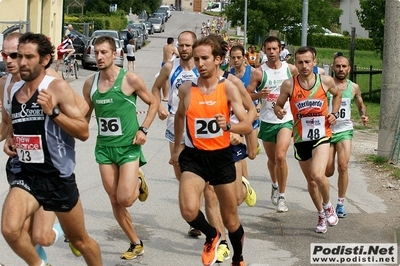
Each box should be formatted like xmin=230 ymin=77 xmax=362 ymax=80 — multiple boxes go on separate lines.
xmin=202 ymin=229 xmax=221 ymax=266
xmin=276 ymin=196 xmax=288 ymax=212
xmin=242 ymin=176 xmax=256 ymax=207
xmin=64 ymin=237 xmax=82 ymax=257
xmin=138 ymin=168 xmax=149 ymax=202
xmin=256 ymin=140 xmax=262 ymax=155
xmin=188 ymin=226 xmax=201 ymax=237
xmin=271 ymin=186 xmax=279 ymax=206
xmin=231 ymin=261 xmax=245 ymax=266
xmin=324 ymin=204 xmax=339 ymax=226
xmin=216 ymin=243 xmax=230 ymax=263
xmin=316 ymin=213 xmax=327 ymax=233
xmin=336 ymin=204 xmax=347 ymax=218
xmin=120 ymin=240 xmax=144 ymax=260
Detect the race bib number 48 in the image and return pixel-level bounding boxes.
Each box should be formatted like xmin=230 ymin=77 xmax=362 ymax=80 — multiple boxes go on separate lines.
xmin=194 ymin=118 xmax=223 ymax=139
xmin=301 ymin=116 xmax=326 ymax=141
xmin=14 ymin=134 xmax=44 ymax=163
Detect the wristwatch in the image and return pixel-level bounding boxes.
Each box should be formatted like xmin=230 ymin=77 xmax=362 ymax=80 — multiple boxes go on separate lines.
xmin=331 ymin=112 xmax=339 ymax=119
xmin=138 ymin=126 xmax=148 ymax=135
xmin=49 ymin=107 xmax=60 ymax=119
xmin=224 ymin=123 xmax=231 ymax=131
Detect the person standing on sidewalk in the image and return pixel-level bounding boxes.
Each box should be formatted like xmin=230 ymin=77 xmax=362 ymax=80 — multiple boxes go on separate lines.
xmin=247 ymin=36 xmax=298 ymax=212
xmin=274 ymin=46 xmax=341 ymax=233
xmin=126 ymin=38 xmax=136 ymax=72
xmin=170 ymin=35 xmax=252 ymax=266
xmin=82 ymin=35 xmax=158 ymax=260
xmin=2 ymin=32 xmax=101 ymax=266
xmin=325 ymin=55 xmax=368 ymax=218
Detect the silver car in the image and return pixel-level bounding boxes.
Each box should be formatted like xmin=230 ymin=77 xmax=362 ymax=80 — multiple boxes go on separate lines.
xmin=82 ymin=36 xmax=124 ymax=69
xmin=148 ymin=17 xmax=165 ymax=33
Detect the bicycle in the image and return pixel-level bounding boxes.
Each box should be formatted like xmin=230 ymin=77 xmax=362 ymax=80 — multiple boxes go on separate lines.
xmin=62 ymin=54 xmax=79 ymax=80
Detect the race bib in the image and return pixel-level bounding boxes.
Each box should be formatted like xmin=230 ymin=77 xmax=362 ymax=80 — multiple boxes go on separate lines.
xmin=329 ymin=98 xmax=350 ymax=121
xmin=194 ymin=118 xmax=223 ymax=139
xmin=301 ymin=116 xmax=326 ymax=141
xmin=14 ymin=134 xmax=44 ymax=163
xmin=99 ymin=117 xmax=122 ymax=136
xmin=266 ymin=92 xmax=279 ymax=109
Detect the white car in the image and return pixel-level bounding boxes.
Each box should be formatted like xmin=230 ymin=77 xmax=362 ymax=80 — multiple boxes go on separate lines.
xmin=148 ymin=17 xmax=165 ymax=33
xmin=159 ymin=5 xmax=171 ymax=18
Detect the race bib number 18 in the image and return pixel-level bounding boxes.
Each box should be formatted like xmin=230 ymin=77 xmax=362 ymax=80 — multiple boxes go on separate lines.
xmin=14 ymin=134 xmax=44 ymax=163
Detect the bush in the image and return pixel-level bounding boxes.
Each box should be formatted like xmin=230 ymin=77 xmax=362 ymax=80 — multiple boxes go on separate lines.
xmin=65 ymin=14 xmax=128 ymax=32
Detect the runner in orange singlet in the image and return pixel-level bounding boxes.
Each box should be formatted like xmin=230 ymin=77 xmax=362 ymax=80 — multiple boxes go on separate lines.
xmin=170 ymin=36 xmax=252 ymax=266
xmin=274 ymin=46 xmax=342 ymax=234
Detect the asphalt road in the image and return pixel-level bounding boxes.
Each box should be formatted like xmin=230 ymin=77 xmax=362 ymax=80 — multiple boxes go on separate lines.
xmin=0 ymin=11 xmax=399 ymax=266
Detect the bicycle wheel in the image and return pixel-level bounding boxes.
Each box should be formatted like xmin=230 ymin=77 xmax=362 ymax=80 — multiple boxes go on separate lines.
xmin=62 ymin=62 xmax=71 ymax=80
xmin=73 ymin=61 xmax=79 ymax=79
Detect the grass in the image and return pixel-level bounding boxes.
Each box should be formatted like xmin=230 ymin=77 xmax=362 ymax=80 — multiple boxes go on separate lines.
xmin=351 ymin=101 xmax=380 ymax=131
xmin=365 ymin=154 xmax=400 ymax=179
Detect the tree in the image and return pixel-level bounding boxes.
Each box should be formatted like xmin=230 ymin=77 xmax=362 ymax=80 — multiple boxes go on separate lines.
xmin=224 ymin=0 xmax=342 ymax=45
xmin=356 ymin=0 xmax=385 ymax=57
xmin=84 ymin=0 xmax=160 ymax=15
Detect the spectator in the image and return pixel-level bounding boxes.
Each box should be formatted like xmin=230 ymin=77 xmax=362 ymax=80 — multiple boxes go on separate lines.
xmin=64 ymin=24 xmax=73 ymax=39
xmin=279 ymin=41 xmax=291 ymax=62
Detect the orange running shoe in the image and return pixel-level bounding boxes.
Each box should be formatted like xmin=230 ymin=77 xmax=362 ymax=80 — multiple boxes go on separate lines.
xmin=201 ymin=229 xmax=221 ymax=266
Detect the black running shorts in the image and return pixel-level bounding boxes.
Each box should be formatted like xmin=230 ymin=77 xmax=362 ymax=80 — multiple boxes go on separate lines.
xmin=179 ymin=146 xmax=236 ymax=186
xmin=10 ymin=173 xmax=80 ymax=212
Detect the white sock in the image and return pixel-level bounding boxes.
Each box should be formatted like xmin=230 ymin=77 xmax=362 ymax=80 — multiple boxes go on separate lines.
xmin=337 ymin=198 xmax=344 ymax=205
xmin=40 ymin=260 xmax=46 ymax=266
xmin=278 ymin=193 xmax=285 ymax=198
xmin=272 ymin=183 xmax=278 ymax=189
xmin=322 ymin=201 xmax=332 ymax=209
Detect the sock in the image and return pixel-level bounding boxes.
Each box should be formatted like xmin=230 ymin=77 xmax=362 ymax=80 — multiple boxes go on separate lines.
xmin=35 ymin=245 xmax=47 ymax=262
xmin=337 ymin=198 xmax=344 ymax=205
xmin=52 ymin=223 xmax=63 ymax=244
xmin=322 ymin=201 xmax=332 ymax=209
xmin=278 ymin=193 xmax=285 ymax=198
xmin=272 ymin=183 xmax=278 ymax=189
xmin=40 ymin=259 xmax=46 ymax=266
xmin=187 ymin=211 xmax=216 ymax=239
xmin=318 ymin=210 xmax=325 ymax=217
xmin=228 ymin=224 xmax=244 ymax=263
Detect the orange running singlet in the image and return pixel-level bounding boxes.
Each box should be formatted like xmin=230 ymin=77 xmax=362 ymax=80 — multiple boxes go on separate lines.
xmin=185 ymin=79 xmax=231 ymax=150
xmin=290 ymin=74 xmax=332 ymax=143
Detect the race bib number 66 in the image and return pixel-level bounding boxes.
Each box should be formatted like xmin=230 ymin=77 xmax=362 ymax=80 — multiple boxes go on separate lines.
xmin=194 ymin=118 xmax=222 ymax=139
xmin=14 ymin=134 xmax=44 ymax=163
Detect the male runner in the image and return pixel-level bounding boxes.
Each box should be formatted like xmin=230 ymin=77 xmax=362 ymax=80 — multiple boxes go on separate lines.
xmin=82 ymin=35 xmax=158 ymax=260
xmin=326 ymin=55 xmax=368 ymax=218
xmin=161 ymin=37 xmax=180 ymax=101
xmin=247 ymin=36 xmax=298 ymax=212
xmin=274 ymin=46 xmax=341 ymax=233
xmin=2 ymin=32 xmax=101 ymax=266
xmin=170 ymin=35 xmax=252 ymax=266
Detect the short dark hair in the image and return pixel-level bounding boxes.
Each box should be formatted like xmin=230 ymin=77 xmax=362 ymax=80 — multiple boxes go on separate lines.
xmin=167 ymin=37 xmax=174 ymax=44
xmin=193 ymin=34 xmax=225 ymax=60
xmin=18 ymin=32 xmax=54 ymax=69
xmin=94 ymin=35 xmax=116 ymax=52
xmin=262 ymin=36 xmax=281 ymax=48
xmin=230 ymin=45 xmax=244 ymax=56
xmin=295 ymin=46 xmax=316 ymax=59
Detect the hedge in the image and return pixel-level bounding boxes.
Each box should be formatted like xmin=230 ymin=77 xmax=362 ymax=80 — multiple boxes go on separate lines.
xmin=65 ymin=14 xmax=128 ymax=33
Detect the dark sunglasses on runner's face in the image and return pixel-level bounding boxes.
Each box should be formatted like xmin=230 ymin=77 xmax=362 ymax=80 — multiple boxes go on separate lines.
xmin=1 ymin=51 xmax=18 ymax=60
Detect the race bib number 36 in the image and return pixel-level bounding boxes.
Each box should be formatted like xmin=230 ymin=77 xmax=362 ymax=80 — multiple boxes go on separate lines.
xmin=194 ymin=118 xmax=222 ymax=139
xmin=99 ymin=117 xmax=122 ymax=136
xmin=14 ymin=134 xmax=44 ymax=163
xmin=301 ymin=116 xmax=326 ymax=141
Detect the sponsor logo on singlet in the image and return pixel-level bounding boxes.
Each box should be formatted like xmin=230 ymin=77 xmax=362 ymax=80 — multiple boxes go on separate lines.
xmin=295 ymin=99 xmax=324 ymax=111
xmin=12 ymin=103 xmax=44 ymax=122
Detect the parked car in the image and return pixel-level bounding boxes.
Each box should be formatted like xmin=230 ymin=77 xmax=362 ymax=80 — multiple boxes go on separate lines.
xmin=120 ymin=28 xmax=144 ymax=51
xmin=127 ymin=23 xmax=148 ymax=40
xmin=144 ymin=21 xmax=154 ymax=35
xmin=148 ymin=17 xmax=165 ymax=33
xmin=151 ymin=13 xmax=166 ymax=24
xmin=158 ymin=5 xmax=171 ymax=18
xmin=82 ymin=36 xmax=124 ymax=69
xmin=155 ymin=9 xmax=168 ymax=22
xmin=63 ymin=26 xmax=90 ymax=60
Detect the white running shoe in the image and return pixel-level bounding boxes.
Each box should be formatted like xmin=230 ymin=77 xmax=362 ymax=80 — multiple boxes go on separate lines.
xmin=271 ymin=186 xmax=279 ymax=206
xmin=277 ymin=196 xmax=288 ymax=212
xmin=316 ymin=213 xmax=327 ymax=233
xmin=324 ymin=204 xmax=338 ymax=226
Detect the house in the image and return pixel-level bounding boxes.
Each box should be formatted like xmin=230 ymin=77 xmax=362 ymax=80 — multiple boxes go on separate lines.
xmin=339 ymin=0 xmax=369 ymax=38
xmin=0 ymin=0 xmax=64 ymax=46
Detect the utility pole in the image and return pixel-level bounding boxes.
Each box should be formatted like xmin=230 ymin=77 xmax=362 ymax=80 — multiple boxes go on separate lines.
xmin=377 ymin=0 xmax=400 ymax=161
xmin=243 ymin=0 xmax=247 ymax=49
xmin=301 ymin=0 xmax=308 ymax=46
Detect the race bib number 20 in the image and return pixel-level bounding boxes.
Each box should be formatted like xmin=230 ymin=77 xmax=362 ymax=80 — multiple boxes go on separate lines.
xmin=14 ymin=134 xmax=44 ymax=163
xmin=194 ymin=118 xmax=222 ymax=139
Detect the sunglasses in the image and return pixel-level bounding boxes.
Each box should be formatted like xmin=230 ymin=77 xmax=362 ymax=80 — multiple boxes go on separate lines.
xmin=1 ymin=51 xmax=18 ymax=60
